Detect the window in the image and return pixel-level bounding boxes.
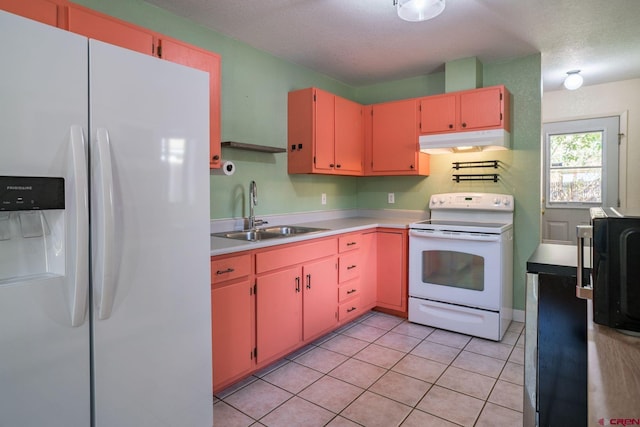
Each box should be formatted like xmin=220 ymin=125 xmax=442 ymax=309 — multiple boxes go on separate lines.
xmin=544 ymin=117 xmax=619 ymax=208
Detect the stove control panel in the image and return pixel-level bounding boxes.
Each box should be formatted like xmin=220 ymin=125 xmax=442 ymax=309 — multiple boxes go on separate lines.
xmin=429 ymin=193 xmax=514 ymax=211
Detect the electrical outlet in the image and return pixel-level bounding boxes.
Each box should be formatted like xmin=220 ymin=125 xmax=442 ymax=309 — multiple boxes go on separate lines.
xmin=321 ymin=193 xmax=327 ymax=205
xmin=388 ymin=193 xmax=395 ymax=204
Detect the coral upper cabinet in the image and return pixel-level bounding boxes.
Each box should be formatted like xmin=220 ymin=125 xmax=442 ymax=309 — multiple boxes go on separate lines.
xmin=0 ymin=1 xmax=223 ymax=170
xmin=419 ymin=85 xmax=510 ymax=135
xmin=159 ymin=38 xmax=222 ymax=168
xmin=366 ymin=99 xmax=429 ymax=176
xmin=66 ymin=4 xmax=154 ymax=55
xmin=0 ymin=0 xmax=60 ymax=26
xmin=288 ymin=87 xmax=363 ymax=176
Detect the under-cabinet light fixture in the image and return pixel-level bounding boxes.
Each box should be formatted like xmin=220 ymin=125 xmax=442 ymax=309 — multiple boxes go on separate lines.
xmin=563 ymin=70 xmax=583 ymax=90
xmin=394 ymin=0 xmax=445 ymax=22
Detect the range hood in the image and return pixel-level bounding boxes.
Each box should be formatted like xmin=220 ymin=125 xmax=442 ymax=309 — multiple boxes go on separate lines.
xmin=419 ymin=129 xmax=510 ymax=154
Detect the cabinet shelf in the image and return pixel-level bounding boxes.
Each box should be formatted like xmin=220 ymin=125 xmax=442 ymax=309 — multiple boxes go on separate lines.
xmin=221 ymin=141 xmax=286 ymax=153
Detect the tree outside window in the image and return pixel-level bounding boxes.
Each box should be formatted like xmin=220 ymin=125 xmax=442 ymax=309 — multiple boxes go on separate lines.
xmin=548 ymin=131 xmax=602 ymax=204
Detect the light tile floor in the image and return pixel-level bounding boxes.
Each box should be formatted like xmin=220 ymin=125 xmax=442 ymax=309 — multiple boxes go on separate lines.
xmin=213 ymin=311 xmax=525 ymax=427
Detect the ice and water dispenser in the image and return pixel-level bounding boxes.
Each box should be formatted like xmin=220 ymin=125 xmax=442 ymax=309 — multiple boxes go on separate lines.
xmin=0 ymin=176 xmax=66 ymax=284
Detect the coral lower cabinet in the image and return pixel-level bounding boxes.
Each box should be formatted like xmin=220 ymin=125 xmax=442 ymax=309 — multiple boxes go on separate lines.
xmin=419 ymin=85 xmax=510 ymax=135
xmin=210 ymin=227 xmax=408 ymax=392
xmin=256 ymin=239 xmax=338 ymax=364
xmin=375 ymin=229 xmax=408 ymax=314
xmin=0 ymin=0 xmax=222 ymax=169
xmin=288 ymin=87 xmax=363 ymax=175
xmin=210 ymin=254 xmax=254 ymax=391
xmin=338 ymin=233 xmax=364 ymax=322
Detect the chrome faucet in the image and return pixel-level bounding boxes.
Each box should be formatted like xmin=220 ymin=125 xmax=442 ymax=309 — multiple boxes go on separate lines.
xmin=248 ymin=180 xmax=266 ymax=230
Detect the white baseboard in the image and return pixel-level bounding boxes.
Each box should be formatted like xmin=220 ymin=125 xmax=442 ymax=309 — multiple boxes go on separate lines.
xmin=513 ymin=309 xmax=525 ymax=323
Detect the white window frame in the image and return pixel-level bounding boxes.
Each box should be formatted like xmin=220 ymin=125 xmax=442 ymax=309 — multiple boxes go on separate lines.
xmin=543 ymin=116 xmax=619 ymax=209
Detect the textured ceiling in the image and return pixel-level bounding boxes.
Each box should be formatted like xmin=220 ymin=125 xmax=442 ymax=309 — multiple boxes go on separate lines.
xmin=144 ymin=0 xmax=640 ymax=91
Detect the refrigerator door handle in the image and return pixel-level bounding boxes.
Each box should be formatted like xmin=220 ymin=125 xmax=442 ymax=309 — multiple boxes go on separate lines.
xmin=69 ymin=125 xmax=89 ymax=327
xmin=93 ymin=128 xmax=117 ymax=320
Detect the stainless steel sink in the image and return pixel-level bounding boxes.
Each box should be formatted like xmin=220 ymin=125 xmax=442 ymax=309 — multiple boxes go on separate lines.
xmin=212 ymin=230 xmax=282 ymax=241
xmin=211 ymin=225 xmax=328 ymax=241
xmin=260 ymin=225 xmax=328 ymax=236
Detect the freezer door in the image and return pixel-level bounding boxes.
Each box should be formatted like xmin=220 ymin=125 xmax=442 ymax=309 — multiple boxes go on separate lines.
xmin=89 ymin=40 xmax=212 ymax=426
xmin=0 ymin=11 xmax=91 ymax=427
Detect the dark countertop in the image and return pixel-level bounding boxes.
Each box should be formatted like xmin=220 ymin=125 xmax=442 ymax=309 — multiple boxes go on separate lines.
xmin=526 ymin=242 xmax=590 ymax=277
xmin=527 ymin=244 xmax=640 ymax=424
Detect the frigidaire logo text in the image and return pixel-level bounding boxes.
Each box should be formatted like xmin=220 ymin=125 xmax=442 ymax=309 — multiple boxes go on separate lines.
xmin=6 ymin=186 xmax=32 ymax=191
xmin=599 ymin=418 xmax=640 ymax=426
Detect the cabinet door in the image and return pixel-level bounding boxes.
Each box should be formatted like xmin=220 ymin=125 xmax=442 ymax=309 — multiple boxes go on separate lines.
xmin=66 ymin=5 xmax=154 ymax=55
xmin=419 ymin=94 xmax=456 ymax=134
xmin=334 ymin=96 xmax=363 ymax=174
xmin=360 ymin=231 xmax=378 ymax=309
xmin=211 ymin=280 xmax=254 ymax=391
xmin=313 ymin=88 xmax=336 ymax=172
xmin=459 ymin=86 xmax=503 ymax=130
xmin=537 ymin=273 xmax=587 ymax=426
xmin=256 ymin=267 xmax=302 ymax=363
xmin=371 ymin=99 xmax=418 ymax=173
xmin=0 ymin=0 xmax=59 ymax=26
xmin=376 ymin=230 xmax=407 ymax=313
xmin=160 ymin=38 xmax=222 ymax=169
xmin=303 ymin=257 xmax=338 ymax=340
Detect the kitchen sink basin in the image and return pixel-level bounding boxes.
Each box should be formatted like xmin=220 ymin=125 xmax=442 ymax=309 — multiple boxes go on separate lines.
xmin=259 ymin=225 xmax=328 ymax=236
xmin=212 ymin=230 xmax=282 ymax=241
xmin=212 ymin=225 xmax=328 ymax=241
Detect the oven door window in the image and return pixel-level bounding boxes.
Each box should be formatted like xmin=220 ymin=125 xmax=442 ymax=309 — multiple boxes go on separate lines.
xmin=422 ymin=250 xmax=484 ymax=291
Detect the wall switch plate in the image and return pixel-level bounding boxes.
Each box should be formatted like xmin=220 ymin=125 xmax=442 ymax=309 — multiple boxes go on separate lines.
xmin=321 ymin=193 xmax=327 ymax=205
xmin=388 ymin=193 xmax=395 ymax=204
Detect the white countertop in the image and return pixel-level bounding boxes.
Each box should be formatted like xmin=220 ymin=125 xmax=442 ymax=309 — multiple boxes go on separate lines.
xmin=210 ymin=213 xmax=423 ymax=256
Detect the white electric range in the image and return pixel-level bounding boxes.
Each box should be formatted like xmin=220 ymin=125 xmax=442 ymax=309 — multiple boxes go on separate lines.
xmin=408 ymin=192 xmax=514 ymax=341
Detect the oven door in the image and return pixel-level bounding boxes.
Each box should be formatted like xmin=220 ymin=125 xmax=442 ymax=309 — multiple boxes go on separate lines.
xmin=409 ymin=229 xmax=503 ymax=310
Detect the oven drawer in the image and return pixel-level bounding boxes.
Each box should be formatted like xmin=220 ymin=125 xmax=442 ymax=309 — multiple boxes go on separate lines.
xmin=408 ymin=297 xmax=504 ymax=341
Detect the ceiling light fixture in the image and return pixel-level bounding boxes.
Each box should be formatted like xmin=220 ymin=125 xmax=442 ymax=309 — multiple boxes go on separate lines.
xmin=563 ymin=70 xmax=583 ymax=90
xmin=394 ymin=0 xmax=445 ymax=22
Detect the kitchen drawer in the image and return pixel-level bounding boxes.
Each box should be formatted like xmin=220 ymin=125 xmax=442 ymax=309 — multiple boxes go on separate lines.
xmin=211 ymin=253 xmax=251 ymax=284
xmin=256 ymin=238 xmax=336 ymax=274
xmin=338 ymin=282 xmax=360 ymax=303
xmin=339 ymin=251 xmax=360 ymax=283
xmin=339 ymin=297 xmax=361 ymax=322
xmin=338 ymin=234 xmax=362 ymax=253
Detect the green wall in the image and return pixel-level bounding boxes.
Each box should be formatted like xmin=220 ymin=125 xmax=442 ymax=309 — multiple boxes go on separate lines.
xmin=72 ymin=1 xmax=541 ymax=311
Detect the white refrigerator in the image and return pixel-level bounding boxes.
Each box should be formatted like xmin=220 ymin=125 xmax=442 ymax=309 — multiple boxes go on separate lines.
xmin=0 ymin=10 xmax=213 ymax=427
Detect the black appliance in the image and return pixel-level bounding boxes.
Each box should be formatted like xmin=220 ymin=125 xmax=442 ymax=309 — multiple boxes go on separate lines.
xmin=577 ymin=207 xmax=640 ymax=333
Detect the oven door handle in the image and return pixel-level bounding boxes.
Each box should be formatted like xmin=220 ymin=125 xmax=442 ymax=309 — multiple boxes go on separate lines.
xmin=409 ymin=229 xmax=501 ymax=242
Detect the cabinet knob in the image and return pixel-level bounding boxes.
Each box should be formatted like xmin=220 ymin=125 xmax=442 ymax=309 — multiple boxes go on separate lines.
xmin=461 ymin=122 xmax=467 ymax=128
xmin=329 ymin=163 xmax=335 ymax=168
xmin=449 ymin=124 xmax=453 ymax=129
xmin=212 ymin=154 xmax=220 ymax=161
xmin=336 ymin=164 xmax=341 ymax=168
xmin=410 ymin=165 xmax=415 ymax=169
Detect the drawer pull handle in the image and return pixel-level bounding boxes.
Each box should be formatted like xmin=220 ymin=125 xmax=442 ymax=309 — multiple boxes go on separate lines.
xmin=295 ymin=276 xmax=301 ymax=293
xmin=346 ymin=242 xmax=357 ymax=246
xmin=306 ymin=273 xmax=312 ymax=289
xmin=347 ymin=265 xmax=357 ymax=270
xmin=347 ymin=289 xmax=357 ymax=294
xmin=347 ymin=307 xmax=357 ymax=313
xmin=216 ymin=267 xmax=235 ymax=275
